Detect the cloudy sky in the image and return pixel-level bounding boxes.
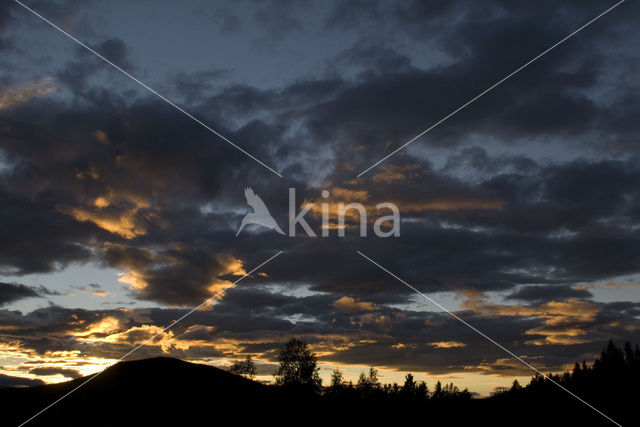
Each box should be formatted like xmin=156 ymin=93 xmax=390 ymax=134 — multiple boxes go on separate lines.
xmin=0 ymin=0 xmax=639 ymax=395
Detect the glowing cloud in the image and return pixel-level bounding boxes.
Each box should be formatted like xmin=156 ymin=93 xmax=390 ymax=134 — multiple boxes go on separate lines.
xmin=0 ymin=77 xmax=56 ymax=110
xmin=429 ymin=341 xmax=467 ymax=349
xmin=118 ymin=270 xmax=147 ymax=290
xmin=371 ymin=164 xmax=425 ymax=183
xmin=458 ymin=290 xmax=600 ymax=346
xmin=332 ymin=296 xmax=379 ymax=313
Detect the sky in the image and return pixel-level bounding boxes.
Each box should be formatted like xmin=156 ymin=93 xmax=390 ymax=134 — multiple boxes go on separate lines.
xmin=0 ymin=0 xmax=639 ymax=396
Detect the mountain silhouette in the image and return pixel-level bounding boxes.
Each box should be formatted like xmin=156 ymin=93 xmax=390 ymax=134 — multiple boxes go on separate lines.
xmin=1 ymin=357 xmax=274 ymax=426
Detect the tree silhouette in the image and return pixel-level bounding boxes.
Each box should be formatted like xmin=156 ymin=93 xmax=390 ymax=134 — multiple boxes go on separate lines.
xmin=432 ymin=380 xmax=443 ymax=399
xmin=330 ymin=367 xmax=344 ymax=390
xmin=229 ymin=355 xmax=257 ymax=380
xmin=274 ymin=337 xmax=321 ymax=391
xmin=416 ymin=381 xmax=429 ymax=399
xmin=356 ymin=367 xmax=381 ymax=396
xmin=402 ymin=373 xmax=416 ymax=395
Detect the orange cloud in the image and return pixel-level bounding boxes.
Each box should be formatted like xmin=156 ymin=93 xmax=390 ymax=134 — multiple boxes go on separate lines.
xmin=206 ymin=254 xmax=246 ymax=296
xmin=603 ymin=282 xmax=637 ymax=290
xmin=458 ymin=290 xmax=599 ymax=346
xmin=93 ymin=197 xmax=110 ymax=208
xmin=75 ymin=166 xmax=100 ymax=180
xmin=576 ymin=282 xmax=637 ymax=291
xmin=69 ymin=206 xmax=148 ymax=238
xmin=93 ymin=130 xmax=110 ymax=145
xmin=58 ymin=188 xmax=164 ymax=239
xmin=429 ymin=341 xmax=467 ymax=349
xmin=400 ymin=198 xmax=505 ymax=212
xmin=371 ymin=164 xmax=425 ymax=183
xmin=71 ymin=316 xmax=121 ymax=337
xmin=110 ymin=245 xmax=245 ymax=303
xmin=332 ymin=296 xmax=379 ymax=313
xmin=352 ymin=313 xmax=392 ymax=330
xmin=304 ymin=186 xmax=503 ymax=225
xmin=118 ymin=270 xmax=147 ymax=290
xmin=464 ymin=357 xmax=545 ymax=377
xmin=0 ymin=342 xmax=114 ymax=384
xmin=77 ymin=323 xmax=220 ymax=353
xmin=0 ymin=78 xmax=56 ymax=109
xmin=215 ymin=253 xmax=247 ymax=276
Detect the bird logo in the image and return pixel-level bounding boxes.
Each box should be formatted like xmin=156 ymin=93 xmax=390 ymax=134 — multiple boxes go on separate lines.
xmin=236 ymin=187 xmax=285 ymax=236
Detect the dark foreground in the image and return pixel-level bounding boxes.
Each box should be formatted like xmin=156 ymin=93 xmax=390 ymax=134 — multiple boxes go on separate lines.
xmin=0 ymin=356 xmax=635 ymax=427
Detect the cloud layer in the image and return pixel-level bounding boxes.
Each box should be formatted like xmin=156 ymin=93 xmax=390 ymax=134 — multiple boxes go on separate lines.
xmin=0 ymin=0 xmax=639 ymax=392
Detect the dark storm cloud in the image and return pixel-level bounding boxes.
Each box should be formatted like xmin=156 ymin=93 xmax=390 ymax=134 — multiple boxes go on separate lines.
xmin=2 ymin=82 xmax=640 ymax=304
xmin=250 ymin=155 xmax=639 ymax=297
xmin=0 ymin=1 xmax=12 ymax=30
xmin=506 ymin=285 xmax=592 ymax=303
xmin=169 ymin=69 xmax=231 ymax=103
xmin=312 ymin=0 xmax=640 ymax=166
xmin=0 ymin=74 xmax=287 ymax=279
xmin=17 ymin=0 xmax=96 ymax=25
xmin=0 ymin=187 xmax=94 ymax=275
xmin=159 ymin=1 xmax=638 ymax=170
xmin=28 ymin=366 xmax=81 ymax=379
xmin=56 ymin=37 xmax=133 ymax=96
xmin=0 ymin=374 xmax=45 ymax=388
xmin=0 ymin=1 xmax=14 ymax=51
xmin=250 ymin=0 xmax=304 ymax=42
xmin=444 ymin=146 xmax=538 ymax=175
xmin=100 ymin=241 xmax=260 ymax=306
xmin=0 ymin=282 xmax=39 ymax=305
xmin=307 ymin=48 xmax=598 ymax=166
xmin=3 ymin=78 xmax=640 ymax=299
xmin=196 ymin=0 xmax=306 ymax=41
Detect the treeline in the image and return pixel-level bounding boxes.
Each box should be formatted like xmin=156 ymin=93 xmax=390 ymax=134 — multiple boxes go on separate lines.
xmin=226 ymin=338 xmax=639 ymax=425
xmin=230 ymin=337 xmax=471 ymax=401
xmin=325 ymin=366 xmax=471 ymax=401
xmin=497 ymin=339 xmax=640 ymax=400
xmin=230 ymin=337 xmax=640 ymax=405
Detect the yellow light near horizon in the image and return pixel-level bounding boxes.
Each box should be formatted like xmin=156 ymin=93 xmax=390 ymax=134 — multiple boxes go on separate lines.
xmin=118 ymin=270 xmax=147 ymax=290
xmin=71 ymin=316 xmax=121 ymax=337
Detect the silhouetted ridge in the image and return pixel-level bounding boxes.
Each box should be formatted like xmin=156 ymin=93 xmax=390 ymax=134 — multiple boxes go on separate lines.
xmin=0 ymin=357 xmax=271 ymax=426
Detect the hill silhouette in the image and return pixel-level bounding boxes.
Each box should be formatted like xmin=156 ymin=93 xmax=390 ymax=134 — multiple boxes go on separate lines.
xmin=1 ymin=341 xmax=638 ymax=427
xmin=1 ymin=357 xmax=274 ymax=426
